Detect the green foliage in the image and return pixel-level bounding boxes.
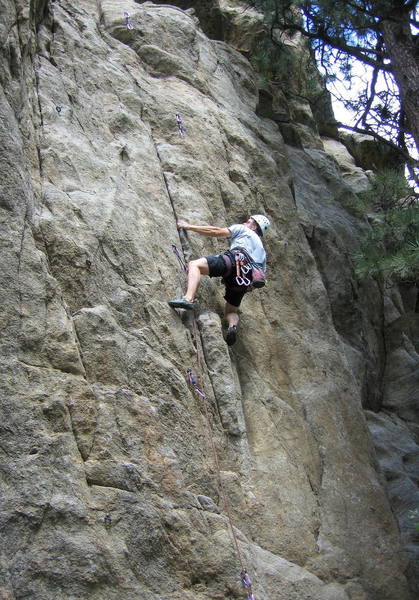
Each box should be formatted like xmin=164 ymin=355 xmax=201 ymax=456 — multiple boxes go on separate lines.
xmin=250 ymin=37 xmax=286 ymax=82
xmin=357 ymin=169 xmax=413 ymax=212
xmin=333 ymin=191 xmax=370 ymax=218
xmin=249 ymin=20 xmax=326 ymax=102
xmin=351 ymin=171 xmax=419 ymax=283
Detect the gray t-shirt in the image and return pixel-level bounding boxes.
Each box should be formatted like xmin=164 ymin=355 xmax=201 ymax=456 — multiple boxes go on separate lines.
xmin=228 ymin=224 xmax=267 ymax=272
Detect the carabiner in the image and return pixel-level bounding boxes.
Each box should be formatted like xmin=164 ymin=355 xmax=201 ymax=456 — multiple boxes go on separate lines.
xmin=124 ymin=12 xmax=134 ymax=29
xmin=236 ymin=275 xmax=251 ymax=286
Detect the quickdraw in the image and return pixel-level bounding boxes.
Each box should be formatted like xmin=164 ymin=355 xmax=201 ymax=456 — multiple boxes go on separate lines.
xmin=175 ymin=113 xmax=186 ymax=136
xmin=241 ymin=569 xmax=256 ymax=599
xmin=235 ymin=252 xmax=251 ymax=287
xmin=241 ymin=569 xmax=252 ymax=587
xmin=124 ymin=12 xmax=134 ymax=29
xmin=186 ymin=369 xmax=206 ymax=398
xmin=171 ymin=244 xmax=188 ymax=273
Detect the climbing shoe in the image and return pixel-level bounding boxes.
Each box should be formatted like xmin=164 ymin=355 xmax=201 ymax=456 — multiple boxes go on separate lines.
xmin=226 ymin=325 xmax=237 ymax=346
xmin=168 ymin=297 xmax=196 ymax=310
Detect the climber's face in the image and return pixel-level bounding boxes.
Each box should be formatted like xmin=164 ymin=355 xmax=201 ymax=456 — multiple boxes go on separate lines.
xmin=244 ymin=218 xmax=257 ymax=232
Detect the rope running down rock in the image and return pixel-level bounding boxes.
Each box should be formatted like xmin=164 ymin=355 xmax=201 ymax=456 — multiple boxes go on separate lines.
xmin=172 ymin=244 xmax=257 ymax=600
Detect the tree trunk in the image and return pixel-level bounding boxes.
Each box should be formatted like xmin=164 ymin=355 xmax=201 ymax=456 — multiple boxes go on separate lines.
xmin=380 ymin=14 xmax=419 ymax=155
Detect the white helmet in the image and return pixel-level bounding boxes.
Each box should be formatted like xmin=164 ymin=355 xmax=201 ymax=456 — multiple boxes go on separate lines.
xmin=250 ymin=214 xmax=271 ymax=236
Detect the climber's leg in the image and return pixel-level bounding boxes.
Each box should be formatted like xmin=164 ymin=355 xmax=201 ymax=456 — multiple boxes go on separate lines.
xmin=225 ymin=302 xmax=240 ymax=328
xmin=168 ymin=258 xmax=208 ymax=310
xmin=224 ymin=298 xmax=241 ymax=347
xmin=184 ymin=258 xmax=208 ymax=301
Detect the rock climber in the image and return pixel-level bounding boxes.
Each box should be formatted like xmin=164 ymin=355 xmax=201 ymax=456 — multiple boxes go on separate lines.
xmin=168 ymin=215 xmax=270 ymax=346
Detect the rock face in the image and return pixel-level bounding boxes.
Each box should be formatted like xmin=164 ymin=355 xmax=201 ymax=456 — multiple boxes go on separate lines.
xmin=0 ymin=1 xmax=417 ymax=599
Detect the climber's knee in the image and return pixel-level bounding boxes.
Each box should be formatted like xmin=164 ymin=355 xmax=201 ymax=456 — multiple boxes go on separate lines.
xmin=188 ymin=257 xmax=209 ymax=275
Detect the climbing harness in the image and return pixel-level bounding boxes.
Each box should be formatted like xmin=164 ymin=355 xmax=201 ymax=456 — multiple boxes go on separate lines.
xmin=224 ymin=248 xmax=266 ymax=289
xmin=124 ymin=11 xmax=134 ymax=29
xmin=175 ymin=113 xmax=186 ymax=136
xmin=171 ymin=244 xmax=188 ymax=274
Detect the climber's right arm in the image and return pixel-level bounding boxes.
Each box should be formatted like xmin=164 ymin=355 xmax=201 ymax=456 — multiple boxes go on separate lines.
xmin=177 ymin=220 xmax=231 ymax=238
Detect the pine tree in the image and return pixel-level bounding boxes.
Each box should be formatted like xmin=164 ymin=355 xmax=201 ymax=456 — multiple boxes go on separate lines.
xmin=251 ymin=0 xmax=419 ymax=177
xmin=351 ymin=171 xmax=419 ymax=283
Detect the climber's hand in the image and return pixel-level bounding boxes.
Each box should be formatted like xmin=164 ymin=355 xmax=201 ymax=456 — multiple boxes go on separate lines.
xmin=177 ymin=219 xmax=189 ymax=230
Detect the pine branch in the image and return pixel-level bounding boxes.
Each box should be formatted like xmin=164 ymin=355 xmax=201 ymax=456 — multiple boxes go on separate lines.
xmin=337 ymin=122 xmax=418 ymax=166
xmin=355 ymin=58 xmax=380 ymax=129
xmin=272 ymin=17 xmax=392 ymax=70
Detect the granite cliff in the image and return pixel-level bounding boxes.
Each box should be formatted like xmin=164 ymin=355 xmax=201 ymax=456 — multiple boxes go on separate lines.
xmin=0 ymin=1 xmax=418 ymax=599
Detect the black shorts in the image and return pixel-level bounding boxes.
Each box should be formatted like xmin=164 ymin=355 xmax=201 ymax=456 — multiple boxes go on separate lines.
xmin=206 ymin=253 xmax=247 ymax=308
